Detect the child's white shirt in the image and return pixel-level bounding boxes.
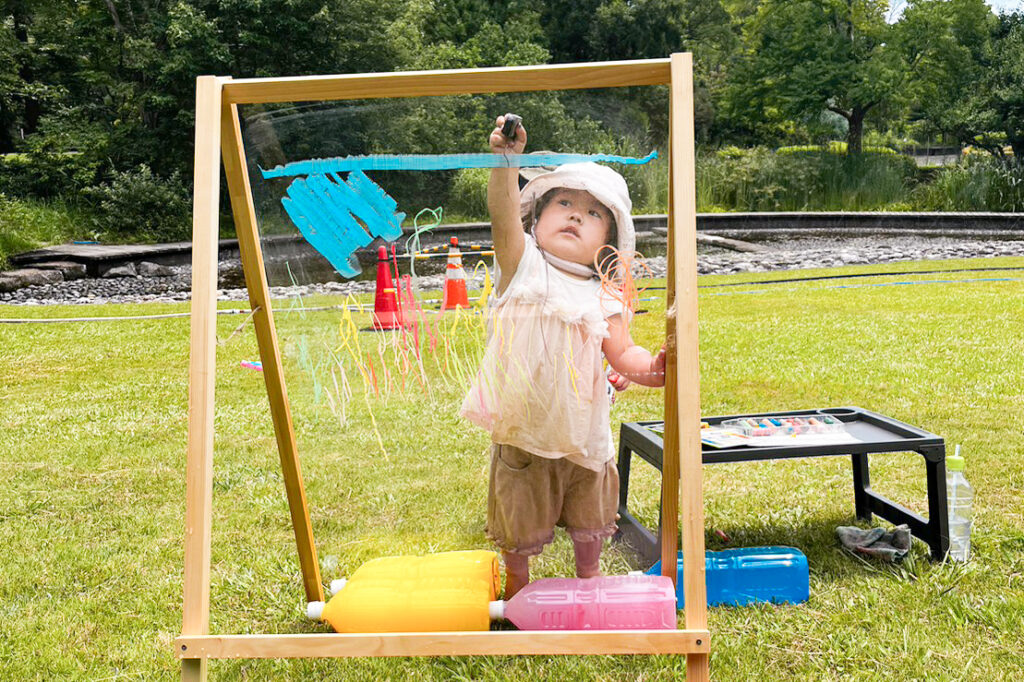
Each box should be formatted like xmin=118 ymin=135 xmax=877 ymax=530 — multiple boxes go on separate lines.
xmin=460 ymin=235 xmax=625 ymax=472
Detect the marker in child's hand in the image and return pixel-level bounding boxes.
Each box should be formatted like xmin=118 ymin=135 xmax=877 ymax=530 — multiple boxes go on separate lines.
xmin=501 ymin=113 xmax=522 ymax=141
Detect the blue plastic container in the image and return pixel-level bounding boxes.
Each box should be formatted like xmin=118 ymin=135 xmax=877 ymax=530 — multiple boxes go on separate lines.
xmin=645 ymin=546 xmax=809 ymax=607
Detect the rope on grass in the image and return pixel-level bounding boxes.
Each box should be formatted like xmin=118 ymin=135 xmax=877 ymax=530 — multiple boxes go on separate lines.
xmin=221 ymin=306 xmax=261 ymax=346
xmin=0 ymin=303 xmax=394 ymax=324
xmin=629 ymin=265 xmax=1024 ymax=292
xmin=5 ymin=265 xmax=1021 ymax=324
xmin=695 ymin=265 xmax=1024 ymax=289
xmin=1 ymin=310 xmax=197 ymax=324
xmin=703 ymin=275 xmax=1024 ymax=297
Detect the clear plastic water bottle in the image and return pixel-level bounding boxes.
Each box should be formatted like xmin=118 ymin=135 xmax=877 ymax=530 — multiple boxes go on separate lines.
xmin=489 ymin=574 xmax=677 ymax=630
xmin=946 ymin=445 xmax=973 ymax=562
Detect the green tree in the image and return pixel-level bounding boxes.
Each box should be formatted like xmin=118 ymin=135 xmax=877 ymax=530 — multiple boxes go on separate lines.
xmin=534 ymin=0 xmax=736 ymax=142
xmin=726 ymin=0 xmax=1005 ymax=154
xmin=0 ymin=0 xmax=77 ymax=154
xmin=968 ymin=12 xmax=1024 ymax=158
xmin=0 ymin=0 xmax=414 ymax=196
xmin=0 ymin=14 xmax=24 ymax=153
xmin=534 ymin=0 xmax=735 ymax=67
xmin=726 ymin=0 xmax=900 ymax=154
xmin=893 ymin=0 xmax=996 ymax=150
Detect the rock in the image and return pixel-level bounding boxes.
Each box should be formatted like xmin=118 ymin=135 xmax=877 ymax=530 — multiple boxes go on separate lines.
xmin=695 ymin=233 xmax=769 ymax=253
xmin=29 ymin=260 xmax=88 ymax=280
xmin=101 ymin=262 xmax=138 ymax=278
xmin=5 ymin=235 xmax=1024 ymax=306
xmin=137 ymin=261 xmax=176 ymax=277
xmin=0 ymin=268 xmax=63 ymax=292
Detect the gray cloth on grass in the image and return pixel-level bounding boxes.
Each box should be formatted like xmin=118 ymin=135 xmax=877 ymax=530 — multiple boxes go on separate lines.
xmin=836 ymin=524 xmax=912 ymax=562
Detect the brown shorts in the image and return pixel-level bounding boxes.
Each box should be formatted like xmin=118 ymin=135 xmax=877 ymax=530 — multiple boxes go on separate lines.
xmin=486 ymin=443 xmax=619 ymax=556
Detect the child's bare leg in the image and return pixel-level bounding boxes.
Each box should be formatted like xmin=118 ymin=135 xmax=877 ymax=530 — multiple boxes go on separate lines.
xmin=572 ymin=537 xmax=603 ymax=578
xmin=503 ymin=551 xmax=530 ymax=598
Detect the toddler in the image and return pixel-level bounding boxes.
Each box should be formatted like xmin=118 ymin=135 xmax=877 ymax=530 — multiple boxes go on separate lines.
xmin=461 ymin=115 xmax=666 ymax=597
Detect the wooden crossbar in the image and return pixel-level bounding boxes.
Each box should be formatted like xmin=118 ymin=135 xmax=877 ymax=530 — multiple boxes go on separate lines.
xmin=222 ymin=59 xmax=671 ymax=104
xmin=176 ymin=630 xmax=710 ymax=659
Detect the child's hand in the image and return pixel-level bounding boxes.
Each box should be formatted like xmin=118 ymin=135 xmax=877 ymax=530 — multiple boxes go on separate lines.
xmin=608 ymin=371 xmax=631 ymax=392
xmin=650 ymin=345 xmax=667 ymax=387
xmin=606 ymin=370 xmax=630 ymax=405
xmin=489 ymin=115 xmax=527 ymax=154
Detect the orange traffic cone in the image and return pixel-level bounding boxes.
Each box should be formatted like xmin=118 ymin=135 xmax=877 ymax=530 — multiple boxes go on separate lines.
xmin=372 ymin=245 xmax=404 ymax=330
xmin=441 ymin=236 xmax=470 ymax=310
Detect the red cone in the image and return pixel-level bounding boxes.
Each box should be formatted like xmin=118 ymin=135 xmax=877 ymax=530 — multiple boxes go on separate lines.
xmin=441 ymin=236 xmax=470 ymax=311
xmin=372 ymin=245 xmax=404 ymax=330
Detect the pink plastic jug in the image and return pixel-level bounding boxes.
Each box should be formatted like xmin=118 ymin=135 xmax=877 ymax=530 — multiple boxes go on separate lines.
xmin=489 ymin=574 xmax=677 ymax=630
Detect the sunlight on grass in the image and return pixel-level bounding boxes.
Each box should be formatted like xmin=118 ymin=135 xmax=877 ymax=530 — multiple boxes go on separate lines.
xmin=2 ymin=257 xmax=1023 ymax=679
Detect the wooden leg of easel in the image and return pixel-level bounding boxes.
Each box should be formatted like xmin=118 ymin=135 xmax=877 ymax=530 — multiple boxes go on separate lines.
xmin=670 ymin=52 xmax=709 ymax=682
xmin=662 ymin=106 xmax=680 ymax=585
xmin=182 ymin=659 xmax=205 ymax=682
xmin=220 ymin=97 xmax=324 ymax=603
xmin=181 ymin=74 xmax=224 ymax=682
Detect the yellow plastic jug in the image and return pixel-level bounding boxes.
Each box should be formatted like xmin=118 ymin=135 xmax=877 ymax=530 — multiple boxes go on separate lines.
xmin=309 ymin=550 xmax=499 ymax=633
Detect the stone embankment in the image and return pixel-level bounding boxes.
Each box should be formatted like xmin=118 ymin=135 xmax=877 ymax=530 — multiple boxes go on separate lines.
xmin=2 ymin=235 xmax=1024 ymax=306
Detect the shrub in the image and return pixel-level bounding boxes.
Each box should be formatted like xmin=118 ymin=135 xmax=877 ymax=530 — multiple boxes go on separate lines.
xmin=0 ymin=194 xmax=87 ymax=269
xmin=2 ymin=114 xmax=109 ymax=197
xmin=911 ymin=156 xmax=1024 ymax=212
xmin=0 ymin=150 xmax=103 ymax=198
xmin=0 ymin=154 xmax=35 ymax=196
xmin=776 ymin=142 xmax=899 ymax=156
xmin=446 ymin=167 xmax=490 ymax=221
xmin=697 ymin=146 xmax=917 ymax=211
xmin=87 ymin=165 xmax=191 ymax=242
xmin=617 ymin=153 xmax=669 ymax=215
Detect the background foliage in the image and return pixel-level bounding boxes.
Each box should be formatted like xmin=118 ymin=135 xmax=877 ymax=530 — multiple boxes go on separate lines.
xmin=0 ymin=0 xmax=1022 ymax=247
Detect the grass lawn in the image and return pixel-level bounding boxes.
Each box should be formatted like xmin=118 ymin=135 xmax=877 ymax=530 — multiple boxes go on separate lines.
xmin=2 ymin=257 xmax=1023 ymax=680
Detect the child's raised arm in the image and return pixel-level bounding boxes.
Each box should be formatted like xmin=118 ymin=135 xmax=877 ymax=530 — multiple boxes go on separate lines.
xmin=602 ymin=315 xmax=667 ymax=388
xmin=488 ymin=115 xmax=527 ymax=293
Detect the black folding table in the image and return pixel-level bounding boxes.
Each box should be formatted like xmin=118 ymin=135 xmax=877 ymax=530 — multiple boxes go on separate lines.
xmin=615 ymin=406 xmax=949 ymax=564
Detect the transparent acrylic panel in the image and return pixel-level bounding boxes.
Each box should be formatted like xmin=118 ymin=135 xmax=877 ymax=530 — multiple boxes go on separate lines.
xmin=226 ymin=87 xmax=673 ymax=627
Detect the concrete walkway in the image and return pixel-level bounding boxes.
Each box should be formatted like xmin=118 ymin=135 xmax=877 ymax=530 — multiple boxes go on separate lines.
xmin=10 ymin=241 xmax=204 ymax=276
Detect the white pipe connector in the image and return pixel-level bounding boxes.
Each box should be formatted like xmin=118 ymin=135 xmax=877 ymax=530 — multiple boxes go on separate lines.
xmin=306 ymin=600 xmax=326 ymax=620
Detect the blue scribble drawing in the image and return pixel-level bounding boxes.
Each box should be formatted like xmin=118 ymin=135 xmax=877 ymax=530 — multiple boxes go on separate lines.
xmin=266 ymin=151 xmax=657 ymax=279
xmin=280 ymin=170 xmax=405 ymax=277
xmin=261 ymin=151 xmax=657 ymax=179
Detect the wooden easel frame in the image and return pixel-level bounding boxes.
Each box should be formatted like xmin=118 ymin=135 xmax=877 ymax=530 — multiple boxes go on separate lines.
xmin=176 ymin=55 xmax=708 ymax=681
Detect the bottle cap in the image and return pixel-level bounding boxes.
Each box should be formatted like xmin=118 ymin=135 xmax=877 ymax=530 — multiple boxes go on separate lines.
xmin=329 ymin=578 xmax=348 ymax=595
xmin=948 ymin=445 xmax=965 ymax=472
xmin=306 ymin=601 xmax=325 ymax=620
xmin=488 ymin=600 xmax=505 ymax=621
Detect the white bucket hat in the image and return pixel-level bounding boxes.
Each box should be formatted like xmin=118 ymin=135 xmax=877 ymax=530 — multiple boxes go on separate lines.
xmin=519 ymin=162 xmax=635 ymax=260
